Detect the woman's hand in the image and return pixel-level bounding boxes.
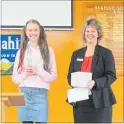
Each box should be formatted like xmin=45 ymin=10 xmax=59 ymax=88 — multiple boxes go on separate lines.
xmin=87 ymin=80 xmax=95 ymax=89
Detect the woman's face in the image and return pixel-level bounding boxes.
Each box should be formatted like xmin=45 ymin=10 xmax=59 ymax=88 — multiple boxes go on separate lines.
xmin=26 ymin=23 xmax=40 ymax=42
xmin=84 ymin=26 xmax=98 ymax=44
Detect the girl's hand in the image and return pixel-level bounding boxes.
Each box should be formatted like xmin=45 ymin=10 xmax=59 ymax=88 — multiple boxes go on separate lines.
xmin=24 ymin=66 xmax=34 ymax=76
xmin=29 ymin=66 xmax=39 ymax=75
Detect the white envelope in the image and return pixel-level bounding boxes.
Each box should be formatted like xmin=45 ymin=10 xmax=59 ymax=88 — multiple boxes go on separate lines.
xmin=71 ymin=72 xmax=92 ymax=87
xmin=67 ymin=88 xmax=89 ymax=103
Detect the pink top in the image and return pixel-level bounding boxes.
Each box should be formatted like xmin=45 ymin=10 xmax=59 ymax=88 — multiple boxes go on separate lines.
xmin=12 ymin=43 xmax=57 ymax=90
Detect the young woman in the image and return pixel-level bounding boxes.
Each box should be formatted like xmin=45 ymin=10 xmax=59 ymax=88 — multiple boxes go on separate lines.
xmin=12 ymin=19 xmax=57 ymax=123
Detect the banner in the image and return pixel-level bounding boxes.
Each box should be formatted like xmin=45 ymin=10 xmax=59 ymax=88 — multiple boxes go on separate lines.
xmin=1 ymin=35 xmax=21 ymax=75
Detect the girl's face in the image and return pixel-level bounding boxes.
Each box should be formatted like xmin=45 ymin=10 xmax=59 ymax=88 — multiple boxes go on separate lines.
xmin=85 ymin=26 xmax=98 ymax=44
xmin=26 ymin=23 xmax=40 ymax=43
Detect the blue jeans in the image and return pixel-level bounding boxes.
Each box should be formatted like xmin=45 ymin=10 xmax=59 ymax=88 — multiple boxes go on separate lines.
xmin=18 ymin=87 xmax=48 ymax=122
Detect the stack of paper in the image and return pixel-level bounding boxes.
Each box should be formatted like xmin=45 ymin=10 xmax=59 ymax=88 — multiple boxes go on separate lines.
xmin=67 ymin=88 xmax=89 ymax=103
xmin=67 ymin=72 xmax=92 ymax=103
xmin=71 ymin=72 xmax=92 ymax=87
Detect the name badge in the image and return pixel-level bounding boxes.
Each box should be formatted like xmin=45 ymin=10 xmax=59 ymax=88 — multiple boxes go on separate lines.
xmin=76 ymin=58 xmax=83 ymax=61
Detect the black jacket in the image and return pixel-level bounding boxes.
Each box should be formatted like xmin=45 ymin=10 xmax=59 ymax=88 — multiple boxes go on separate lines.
xmin=67 ymin=44 xmax=117 ymax=108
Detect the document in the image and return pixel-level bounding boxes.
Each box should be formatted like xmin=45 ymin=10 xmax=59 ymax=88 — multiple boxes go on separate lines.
xmin=67 ymin=88 xmax=89 ymax=103
xmin=71 ymin=72 xmax=92 ymax=87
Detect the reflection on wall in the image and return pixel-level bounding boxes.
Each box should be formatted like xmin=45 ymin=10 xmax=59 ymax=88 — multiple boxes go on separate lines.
xmin=83 ymin=1 xmax=123 ymax=76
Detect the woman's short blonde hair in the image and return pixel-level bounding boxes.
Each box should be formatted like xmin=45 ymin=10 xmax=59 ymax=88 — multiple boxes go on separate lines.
xmin=82 ymin=18 xmax=103 ymax=43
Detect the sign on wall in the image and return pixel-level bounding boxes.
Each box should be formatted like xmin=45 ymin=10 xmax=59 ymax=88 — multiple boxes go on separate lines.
xmin=1 ymin=35 xmax=21 ymax=75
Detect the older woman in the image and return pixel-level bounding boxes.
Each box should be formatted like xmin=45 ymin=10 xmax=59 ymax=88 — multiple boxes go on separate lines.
xmin=67 ymin=18 xmax=117 ymax=123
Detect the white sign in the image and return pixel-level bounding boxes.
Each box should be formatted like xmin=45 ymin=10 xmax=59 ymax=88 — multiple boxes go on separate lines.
xmin=2 ymin=0 xmax=73 ymax=29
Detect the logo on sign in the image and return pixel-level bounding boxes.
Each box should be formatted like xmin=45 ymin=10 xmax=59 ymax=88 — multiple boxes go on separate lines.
xmin=0 ymin=35 xmax=21 ymax=75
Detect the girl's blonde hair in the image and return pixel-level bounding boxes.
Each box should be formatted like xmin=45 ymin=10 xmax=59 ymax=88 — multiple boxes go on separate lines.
xmin=18 ymin=19 xmax=50 ymax=72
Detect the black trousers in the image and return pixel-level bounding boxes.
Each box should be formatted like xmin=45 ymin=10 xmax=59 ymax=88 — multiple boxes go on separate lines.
xmin=73 ymin=95 xmax=112 ymax=123
xmin=73 ymin=106 xmax=112 ymax=123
